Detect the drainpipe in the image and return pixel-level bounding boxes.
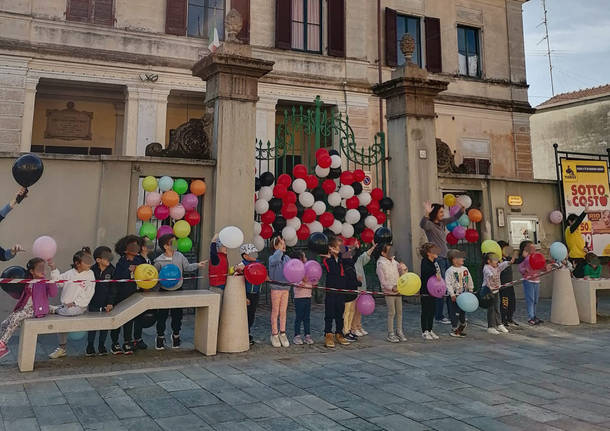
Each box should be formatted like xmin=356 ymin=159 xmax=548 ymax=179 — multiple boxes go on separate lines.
xmin=377 ymin=0 xmax=384 ymax=134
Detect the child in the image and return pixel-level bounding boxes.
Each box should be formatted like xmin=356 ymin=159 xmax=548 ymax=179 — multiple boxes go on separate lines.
xmin=482 ymin=252 xmax=514 ymax=335
xmin=376 ymin=243 xmax=408 ymax=343
xmin=48 ymin=248 xmax=96 ymax=359
xmin=419 ymin=243 xmax=441 ymax=340
xmin=153 ymin=234 xmax=207 ymax=350
xmin=352 ymin=241 xmax=375 ymax=336
xmin=209 ymin=234 xmax=228 ymax=292
xmin=497 ymin=241 xmax=518 ymax=327
xmin=291 ymin=251 xmax=314 ymax=345
xmin=268 ymin=236 xmax=290 ymax=347
xmin=237 ymin=243 xmax=262 ymax=345
xmin=110 ymin=235 xmax=146 ymax=355
xmin=86 ymin=246 xmax=115 ymax=356
xmin=341 ymin=244 xmax=361 ymax=342
xmin=445 ymin=249 xmax=474 ymax=337
xmin=518 ymin=240 xmax=544 ymax=326
xmin=583 ymin=252 xmax=602 ymax=279
xmin=0 ymin=258 xmax=57 ymax=359
xmin=322 ymin=236 xmax=350 ymax=348
xmin=140 ymin=237 xmax=155 ymax=264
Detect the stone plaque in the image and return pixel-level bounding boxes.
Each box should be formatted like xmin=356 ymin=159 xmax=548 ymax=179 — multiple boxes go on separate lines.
xmin=45 ymin=101 xmax=93 ymax=140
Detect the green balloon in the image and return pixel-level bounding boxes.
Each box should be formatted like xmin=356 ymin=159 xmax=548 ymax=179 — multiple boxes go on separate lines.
xmin=139 ymin=222 xmax=157 ymax=241
xmin=173 ymin=179 xmax=189 ymax=195
xmin=458 ymin=214 xmax=470 ymax=227
xmin=177 ymin=237 xmax=192 ymax=253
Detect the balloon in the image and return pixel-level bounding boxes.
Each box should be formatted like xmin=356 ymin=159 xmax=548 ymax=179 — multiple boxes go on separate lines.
xmin=159 ymin=264 xmax=181 ymax=289
xmin=158 ymin=176 xmax=173 ymax=192
xmin=358 ymin=192 xmax=372 ymax=207
xmin=339 ymin=185 xmax=354 ymax=199
xmin=427 ymin=277 xmax=447 ymax=298
xmin=550 ymin=242 xmax=568 ymax=261
xmin=357 ymin=294 xmax=375 ymax=315
xmin=219 ymin=226 xmax=244 ymax=249
xmin=374 ymin=227 xmax=392 ymax=244
xmin=170 ymin=204 xmax=185 ymax=220
xmin=286 ymin=217 xmax=301 ymax=231
xmin=340 ymin=171 xmax=354 ymax=185
xmin=292 ymin=178 xmax=307 ymax=194
xmin=154 ymin=205 xmax=169 ymax=220
xmin=299 ymin=208 xmax=314 ymax=223
xmin=529 ymin=253 xmax=546 ymax=270
xmin=379 ymin=197 xmax=394 ymax=211
xmin=137 ymin=205 xmax=153 ymax=221
xmin=258 ymin=186 xmax=273 ymax=201
xmin=447 ymin=221 xmax=457 ymax=233
xmin=283 ymin=191 xmax=297 ymax=204
xmin=157 ymin=225 xmax=174 ymax=239
xmin=465 ymin=229 xmax=479 ymax=243
xmin=137 ymin=310 xmax=157 ymax=328
xmin=254 ymin=221 xmax=262 ymax=235
xmin=315 ymin=148 xmax=330 ymax=161
xmin=330 ymin=219 xmax=343 ymax=234
xmin=172 ymin=179 xmax=188 ymax=195
xmin=312 ymin=201 xmax=326 ymax=216
xmin=333 ymin=206 xmax=346 ymax=221
xmin=364 ymin=215 xmax=377 ymax=229
xmin=283 ymin=258 xmax=305 ymax=283
xmin=304 ymin=260 xmax=322 ymax=283
xmin=341 ymin=222 xmax=354 ymax=238
xmin=253 ymin=235 xmax=265 ymax=252
xmin=319 ymin=212 xmax=334 ymax=228
xmin=269 ymin=198 xmax=283 ymax=213
xmin=182 ymin=194 xmax=198 ymax=211
xmin=324 ymin=192 xmax=339 ymax=207
xmin=549 ymin=210 xmax=563 ymax=224
xmin=281 ymin=203 xmax=298 ymax=220
xmin=134 ymin=264 xmax=158 ymax=290
xmin=299 ymin=192 xmax=315 ymax=208
xmin=345 ymin=209 xmax=360 ymax=224
xmin=32 ymin=236 xmax=57 ymax=260
xmin=273 ymin=184 xmax=288 ymax=199
xmin=328 ymin=167 xmax=342 ymax=179
xmin=162 ymin=191 xmax=179 ymax=208
xmin=274 ymin=174 xmax=290 ymax=188
xmin=183 ymin=210 xmax=200 ymax=227
xmin=397 ymin=273 xmax=421 ymax=296
xmin=449 ymin=205 xmax=462 ymax=217
xmin=481 ymin=240 xmax=502 ymax=259
xmin=457 ymin=292 xmax=479 ymax=312
xmin=282 ymin=226 xmax=297 ymax=241
xmin=139 ymin=222 xmax=157 ymax=241
xmin=296 ymin=225 xmax=310 ymax=241
xmin=446 ymin=232 xmax=458 ymax=245
xmin=468 ymin=209 xmax=482 ymax=223
xmin=322 ymin=179 xmax=336 ymax=195
xmin=259 ymin=172 xmax=275 ymax=187
xmin=273 ymin=216 xmax=287 ymax=232
xmin=308 ymin=232 xmax=329 ymax=254
xmin=370 ymin=188 xmax=383 ymax=201
xmin=346 ymin=196 xmax=359 ymax=210
xmin=177 ymin=237 xmax=192 ymax=253
xmin=255 ymin=199 xmax=269 ymax=215
xmin=145 ymin=192 xmax=161 ymax=207
xmin=0 ymin=266 xmax=27 ymax=299
xmin=351 ymin=181 xmax=363 ymax=196
xmin=174 ymin=220 xmax=191 ymax=239
xmin=375 ymin=212 xmax=387 ymax=225
xmin=255 ymin=177 xmax=261 ymax=191
xmin=142 ymin=176 xmax=158 ymax=192
xmin=190 ymin=179 xmax=207 ymax=196
xmin=367 ymin=200 xmax=380 ymax=214
xmin=311 ymin=187 xmax=325 ymax=201
xmin=452 ymin=225 xmax=466 ymax=240
xmin=308 ymin=220 xmax=323 ymax=233
xmin=330 ymin=154 xmax=342 ymax=169
xmin=457 ymin=195 xmax=472 ymax=209
xmin=68 ymin=331 xmax=87 ymax=341
xmin=293 ymin=164 xmax=307 ymax=179
xmin=318 ymin=155 xmax=332 ymax=169
xmin=305 ymin=174 xmax=319 ymax=189
xmin=244 ymin=262 xmax=267 ymax=285
xmin=458 ymin=214 xmax=470 ymax=227
xmin=12 ymin=154 xmax=44 ymax=187
xmin=285 ymin=236 xmax=298 ymax=247
xmin=260 ymin=224 xmax=273 ymax=239
xmin=361 ymin=228 xmax=374 ymax=243
xmin=261 ymin=210 xmax=275 ymax=224
xmin=443 ymin=194 xmax=456 ymax=207
xmin=357 ymin=206 xmax=368 ymax=219
xmin=315 ymin=165 xmax=330 ymax=178
xmin=353 ymin=169 xmax=365 ymax=182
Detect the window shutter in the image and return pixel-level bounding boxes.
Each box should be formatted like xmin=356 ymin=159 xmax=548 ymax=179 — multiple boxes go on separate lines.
xmin=478 ymin=159 xmax=490 ymax=175
xmin=165 ymin=0 xmax=187 ymax=36
xmin=232 ymin=0 xmax=250 ymax=43
xmin=67 ymin=0 xmax=91 ymax=23
xmin=327 ymin=0 xmax=345 ymax=57
xmin=275 ymin=0 xmax=292 ymax=49
xmin=384 ymin=8 xmax=397 ymax=67
xmin=93 ymin=0 xmax=114 ymax=26
xmin=425 ymin=17 xmax=442 ymax=73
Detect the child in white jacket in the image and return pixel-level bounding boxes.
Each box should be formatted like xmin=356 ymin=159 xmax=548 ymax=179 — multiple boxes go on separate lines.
xmin=445 ymin=249 xmax=474 ymax=337
xmin=376 ymin=244 xmax=407 ymax=343
xmin=48 ymin=247 xmax=96 ymax=359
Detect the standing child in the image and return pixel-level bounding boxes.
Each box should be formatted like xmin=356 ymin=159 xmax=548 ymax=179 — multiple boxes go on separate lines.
xmin=341 ymin=243 xmax=361 ymax=342
xmin=497 ymin=241 xmax=518 ymax=327
xmin=518 ymin=240 xmax=545 ymax=326
xmin=209 ymin=234 xmax=228 ymax=292
xmin=419 ymin=243 xmax=441 ymax=340
xmin=322 ymin=236 xmax=350 ymax=348
xmin=482 ymin=252 xmax=514 ymax=335
xmin=352 ymin=242 xmax=375 ymax=336
xmin=291 ymin=251 xmax=314 ymax=345
xmin=86 ymin=246 xmax=115 ymax=356
xmin=376 ymin=244 xmax=408 ymax=343
xmin=237 ymin=243 xmax=262 ymax=345
xmin=445 ymin=249 xmax=474 ymax=337
xmin=583 ymin=252 xmax=602 ymax=279
xmin=268 ymin=236 xmax=290 ymax=347
xmin=0 ymin=258 xmax=57 ymax=359
xmin=48 ymin=248 xmax=96 ymax=359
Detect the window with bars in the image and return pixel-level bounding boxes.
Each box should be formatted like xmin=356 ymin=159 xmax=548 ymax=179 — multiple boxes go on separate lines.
xmin=458 ymin=25 xmax=481 ymax=77
xmin=66 ymin=0 xmax=114 ymax=26
xmin=291 ymin=0 xmax=322 ymax=53
xmin=187 ymin=0 xmax=224 ymax=39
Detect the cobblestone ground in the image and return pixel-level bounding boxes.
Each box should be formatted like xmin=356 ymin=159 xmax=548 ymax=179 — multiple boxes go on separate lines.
xmin=1 ymin=296 xmax=610 ymax=431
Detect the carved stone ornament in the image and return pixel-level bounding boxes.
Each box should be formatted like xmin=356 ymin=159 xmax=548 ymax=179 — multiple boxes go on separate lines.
xmin=436 ymin=138 xmax=467 ymax=174
xmin=225 ymin=9 xmax=243 ymax=43
xmin=400 ymin=33 xmax=416 ymax=63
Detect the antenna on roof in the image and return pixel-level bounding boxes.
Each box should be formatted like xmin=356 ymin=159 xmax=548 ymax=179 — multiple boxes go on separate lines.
xmin=538 ymin=0 xmax=555 ymax=96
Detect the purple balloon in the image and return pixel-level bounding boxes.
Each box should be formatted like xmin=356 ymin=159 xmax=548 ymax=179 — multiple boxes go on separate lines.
xmin=452 ymin=225 xmax=466 ymax=240
xmin=182 ymin=193 xmax=198 ymax=211
xmin=283 ymin=258 xmax=305 ymax=283
xmin=304 ymin=260 xmax=322 ymax=283
xmin=154 ymin=205 xmax=169 ymax=220
xmin=357 ymin=293 xmax=375 ymax=315
xmin=427 ymin=277 xmax=447 ymax=298
xmin=449 ymin=205 xmax=461 ymax=217
xmin=157 ymin=225 xmax=174 ymax=239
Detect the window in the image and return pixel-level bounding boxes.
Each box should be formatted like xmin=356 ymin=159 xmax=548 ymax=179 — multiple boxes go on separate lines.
xmin=187 ymin=0 xmax=224 ymax=39
xmin=396 ymin=15 xmax=421 ymax=66
xmin=66 ymin=0 xmax=114 ymax=26
xmin=461 ymin=138 xmax=489 ymax=174
xmin=458 ymin=25 xmax=481 ymax=77
xmin=291 ymin=0 xmax=322 ymax=53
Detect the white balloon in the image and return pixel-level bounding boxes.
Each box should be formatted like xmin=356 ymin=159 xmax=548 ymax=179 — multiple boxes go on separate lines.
xmin=307 ymin=220 xmax=323 ymax=233
xmin=253 ymin=235 xmax=265 ymax=252
xmin=292 ymin=178 xmax=307 ymax=194
xmin=258 ymin=186 xmax=273 ymax=201
xmin=345 ymin=209 xmax=361 ymax=224
xmin=339 ymin=185 xmax=354 ymax=199
xmin=328 ymin=192 xmax=341 ymax=207
xmin=312 ymin=201 xmax=326 ymax=216
xmin=330 ymin=154 xmax=342 ymax=169
xmin=255 ymin=199 xmax=269 ymax=214
xmin=330 ymin=219 xmax=343 ymax=234
xmin=457 ymin=195 xmax=472 ymax=209
xmin=315 ymin=165 xmax=330 ymax=178
xmin=341 ymin=223 xmax=354 ymax=238
xmin=364 ymin=215 xmax=378 ymax=229
xmin=282 ymin=226 xmax=297 ymax=241
xmin=341 ymin=199 xmax=347 ymax=208
xmin=219 ymin=226 xmax=244 ymax=249
xmin=286 ymin=217 xmax=301 ymax=231
xmin=299 ymin=191 xmax=314 ymax=207
xmin=254 ymin=221 xmax=262 ymax=235
xmin=358 ymin=191 xmax=372 ymax=206
xmin=285 ymin=235 xmax=298 ymax=247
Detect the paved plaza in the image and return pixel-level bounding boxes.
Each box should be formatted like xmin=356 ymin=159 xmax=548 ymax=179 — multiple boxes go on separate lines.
xmin=1 ymin=296 xmax=610 ymax=431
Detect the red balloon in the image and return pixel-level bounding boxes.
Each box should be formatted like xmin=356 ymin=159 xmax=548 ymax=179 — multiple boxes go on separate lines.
xmin=361 ymin=228 xmax=374 ymax=243
xmin=340 ymin=171 xmax=354 ymax=185
xmin=319 ymin=212 xmax=335 ymax=228
xmin=273 ymin=184 xmax=288 ymax=199
xmin=244 ymin=262 xmax=268 ymax=285
xmin=353 ymin=169 xmax=365 ymax=182
xmin=184 ymin=210 xmax=200 ymax=226
xmin=305 ymin=175 xmax=318 ymax=189
xmin=465 ymin=228 xmax=479 ymax=243
xmin=375 ymin=212 xmax=386 ymax=224
xmin=277 ymin=174 xmax=292 ymax=187
xmin=260 ymin=224 xmax=273 ymax=239
xmin=322 ymin=179 xmax=336 ymax=194
xmin=346 ymin=196 xmax=359 ymax=209
xmin=302 ymin=208 xmax=316 ymax=223
xmin=315 ymin=148 xmax=329 ymax=161
xmin=281 ymin=203 xmax=298 ymax=219
xmin=296 ymin=224 xmax=310 ymax=240
xmin=366 ymin=200 xmax=380 ymax=214
xmin=371 ymin=188 xmax=384 ymax=201
xmin=446 ymin=232 xmax=458 ymax=245
xmin=293 ymin=164 xmax=307 ymax=179
xmin=261 ymin=210 xmax=276 ymax=224
xmin=318 ymin=156 xmax=331 ymax=169
xmin=529 ymin=253 xmax=546 ymax=270
xmin=283 ymin=191 xmax=297 ymax=204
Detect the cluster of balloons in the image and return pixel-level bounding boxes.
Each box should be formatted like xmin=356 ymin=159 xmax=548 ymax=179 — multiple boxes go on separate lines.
xmin=444 ymin=194 xmax=481 ymax=245
xmin=138 ymin=176 xmax=206 ymax=252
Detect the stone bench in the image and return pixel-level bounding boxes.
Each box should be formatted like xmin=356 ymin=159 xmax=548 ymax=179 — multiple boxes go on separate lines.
xmin=572 ymin=278 xmax=610 ymax=324
xmin=18 ymin=290 xmax=221 ymax=372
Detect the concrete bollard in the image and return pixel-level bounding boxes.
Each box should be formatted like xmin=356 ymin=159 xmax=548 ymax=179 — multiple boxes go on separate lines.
xmin=217 ymin=275 xmax=250 ymax=353
xmin=550 ymin=268 xmax=580 ymax=325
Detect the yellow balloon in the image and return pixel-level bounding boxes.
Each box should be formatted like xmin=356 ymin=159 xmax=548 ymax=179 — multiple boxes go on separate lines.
xmin=443 ymin=194 xmax=456 ymax=207
xmin=228 ymin=266 xmax=235 ymax=276
xmin=142 ymin=176 xmax=158 ymax=192
xmin=397 ymin=272 xmax=422 ymax=296
xmin=134 ymin=264 xmax=158 ymax=290
xmin=173 ymin=220 xmax=191 ymax=239
xmin=481 ymin=240 xmax=502 ymax=259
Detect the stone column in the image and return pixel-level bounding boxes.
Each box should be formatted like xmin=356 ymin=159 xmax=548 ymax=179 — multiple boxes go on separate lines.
xmin=122 ymin=86 xmax=170 ymax=156
xmin=20 ymin=76 xmax=39 ymax=153
xmin=255 ymin=93 xmax=278 ymax=174
xmin=373 ymin=35 xmax=448 ymax=268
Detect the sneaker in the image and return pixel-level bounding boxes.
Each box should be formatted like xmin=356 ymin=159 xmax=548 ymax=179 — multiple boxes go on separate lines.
xmin=249 ymin=335 xmax=255 ymax=346
xmin=134 ymin=339 xmax=148 ymax=350
xmin=450 ymin=329 xmax=461 ymax=337
xmin=396 ymin=331 xmax=407 ymax=342
xmin=429 ymin=330 xmax=440 ymax=340
xmin=497 ymin=324 xmax=509 ymax=334
xmin=293 ymin=335 xmax=304 ymax=345
xmin=304 ymin=335 xmax=314 ymax=345
xmin=487 ymin=327 xmax=500 ymax=335
xmin=270 ymin=334 xmax=281 ymax=348
xmin=279 ymin=332 xmax=289 ymax=347
xmin=344 ymin=332 xmax=357 ymax=342
xmin=359 ymin=328 xmax=369 ymax=335
xmin=156 ymin=336 xmax=165 ymax=350
xmin=324 ymin=333 xmax=335 ymax=348
xmin=386 ymin=333 xmax=400 ymax=343
xmin=335 ymin=333 xmax=350 ymax=346
xmin=422 ymin=331 xmax=433 ymax=340
xmin=528 ymin=319 xmax=537 ymax=326
xmin=440 ymin=318 xmax=451 ymax=324
xmin=122 ymin=343 xmax=134 ymax=355
xmin=97 ymin=345 xmax=108 ymax=356
xmin=49 ymin=347 xmax=67 ymax=359
xmin=172 ymin=334 xmax=181 ymax=349
xmin=111 ymin=343 xmax=123 ymax=355
xmin=0 ymin=341 xmax=10 ymax=359
xmin=458 ymin=323 xmax=467 ymax=335
xmin=85 ymin=345 xmax=96 ymax=357
xmin=354 ymin=329 xmax=364 ymax=337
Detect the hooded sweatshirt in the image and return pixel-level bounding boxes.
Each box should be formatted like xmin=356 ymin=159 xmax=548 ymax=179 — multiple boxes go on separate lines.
xmin=268 ymin=249 xmax=290 ymax=291
xmin=51 ymin=268 xmax=96 ymax=308
xmin=154 ymin=251 xmax=199 ymax=291
xmin=376 ymin=256 xmax=400 ymax=294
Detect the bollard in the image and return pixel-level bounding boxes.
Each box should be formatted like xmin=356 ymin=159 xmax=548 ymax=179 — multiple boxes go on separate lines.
xmin=217 ymin=275 xmax=250 ymax=353
xmin=550 ymin=268 xmax=580 ymax=325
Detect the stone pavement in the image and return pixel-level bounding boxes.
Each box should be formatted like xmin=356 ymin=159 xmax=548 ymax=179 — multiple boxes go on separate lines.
xmin=1 ymin=296 xmax=610 ymax=431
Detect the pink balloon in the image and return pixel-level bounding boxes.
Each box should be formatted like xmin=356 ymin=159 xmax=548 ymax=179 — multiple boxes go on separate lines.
xmin=304 ymin=260 xmax=322 ymax=283
xmin=452 ymin=225 xmax=466 ymax=240
xmin=427 ymin=277 xmax=447 ymax=298
xmin=157 ymin=225 xmax=174 ymax=239
xmin=154 ymin=205 xmax=169 ymax=220
xmin=146 ymin=192 xmax=161 ymax=207
xmin=169 ymin=204 xmax=185 ymax=220
xmin=283 ymin=258 xmax=305 ymax=283
xmin=549 ymin=210 xmax=563 ymax=224
xmin=32 ymin=236 xmax=57 ymax=260
xmin=449 ymin=205 xmax=461 ymax=217
xmin=357 ymin=293 xmax=375 ymax=315
xmin=182 ymin=193 xmax=198 ymax=211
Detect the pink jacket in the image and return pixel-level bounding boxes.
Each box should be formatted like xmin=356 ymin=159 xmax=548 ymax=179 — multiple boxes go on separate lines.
xmin=519 ymin=256 xmax=541 ymax=283
xmin=14 ymin=281 xmax=58 ymax=318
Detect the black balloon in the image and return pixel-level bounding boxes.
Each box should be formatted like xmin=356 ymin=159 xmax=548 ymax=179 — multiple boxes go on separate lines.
xmin=255 ymin=177 xmax=261 ymax=191
xmin=0 ymin=266 xmax=27 ymax=300
xmin=260 ymin=171 xmax=275 ymax=187
xmin=308 ymin=232 xmax=329 ymax=254
xmin=357 ymin=206 xmax=368 ymax=219
xmin=323 ymin=229 xmax=336 ymax=241
xmin=273 ymin=215 xmax=287 ymax=232
xmin=328 ymin=167 xmax=342 ymax=179
xmin=379 ymin=197 xmax=394 ymax=211
xmin=296 ymin=201 xmax=305 ymax=219
xmin=351 ymin=182 xmax=363 ymax=195
xmin=136 ymin=310 xmax=157 ymax=328
xmin=354 ymin=220 xmax=365 ymax=235
xmin=12 ymin=154 xmax=43 ymax=188
xmin=374 ymin=227 xmax=392 ymax=245
xmin=329 ymin=149 xmax=340 ymax=156
xmin=333 ymin=206 xmax=346 ymax=221
xmin=312 ymin=187 xmax=325 ymax=201
xmin=269 ymin=198 xmax=283 ymax=213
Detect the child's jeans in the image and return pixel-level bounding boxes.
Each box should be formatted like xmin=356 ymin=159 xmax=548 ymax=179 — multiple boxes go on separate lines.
xmin=270 ymin=289 xmax=289 ymax=334
xmin=522 ymin=280 xmax=540 ymax=320
xmin=385 ymin=295 xmax=403 ymax=334
xmin=52 ymin=305 xmax=86 ymax=345
xmin=487 ymin=292 xmax=501 ymax=328
xmin=449 ymin=300 xmax=466 ymax=328
xmin=342 ymin=300 xmax=356 ymax=334
xmin=294 ymin=297 xmax=311 ymax=336
xmin=0 ymin=305 xmax=34 ymax=344
xmin=324 ymin=292 xmax=345 ymax=334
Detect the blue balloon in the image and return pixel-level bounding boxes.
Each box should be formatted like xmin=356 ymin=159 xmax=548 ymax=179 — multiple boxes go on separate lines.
xmin=458 ymin=214 xmax=470 ymax=227
xmin=456 ymin=292 xmax=479 ymax=313
xmin=158 ymin=176 xmax=174 ymax=192
xmin=447 ymin=221 xmax=459 ymax=232
xmin=159 ymin=264 xmax=181 ymax=289
xmin=550 ymin=242 xmax=568 ymax=262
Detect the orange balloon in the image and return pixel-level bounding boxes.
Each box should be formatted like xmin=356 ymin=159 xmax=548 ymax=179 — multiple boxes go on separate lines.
xmin=161 ymin=190 xmax=179 ymax=208
xmin=468 ymin=208 xmax=482 ymax=223
xmin=137 ymin=205 xmax=153 ymax=221
xmin=190 ymin=179 xmax=206 ymax=196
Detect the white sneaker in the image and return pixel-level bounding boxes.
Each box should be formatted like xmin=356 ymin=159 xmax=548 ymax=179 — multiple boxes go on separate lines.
xmin=386 ymin=333 xmax=400 ymax=343
xmin=360 ymin=329 xmax=369 ymax=335
xmin=496 ymin=324 xmax=509 ymax=334
xmin=429 ymin=330 xmax=440 ymax=340
xmin=396 ymin=331 xmax=407 ymax=342
xmin=279 ymin=332 xmax=290 ymax=347
xmin=354 ymin=329 xmax=364 ymax=337
xmin=49 ymin=347 xmax=67 ymax=359
xmin=440 ymin=318 xmax=451 ymax=324
xmin=487 ymin=327 xmax=500 ymax=335
xmin=270 ymin=334 xmax=281 ymax=348
xmin=422 ymin=331 xmax=433 ymax=340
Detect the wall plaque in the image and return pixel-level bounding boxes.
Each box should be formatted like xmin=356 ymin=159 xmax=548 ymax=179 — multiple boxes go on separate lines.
xmin=45 ymin=101 xmax=93 ymax=140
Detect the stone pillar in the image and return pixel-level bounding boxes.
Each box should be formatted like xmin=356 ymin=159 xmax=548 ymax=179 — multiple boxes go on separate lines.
xmin=256 ymin=93 xmax=278 ymax=174
xmin=113 ymin=102 xmax=125 ymax=155
xmin=122 ymin=86 xmax=170 ymax=156
xmin=20 ymin=76 xmax=39 ymax=153
xmin=373 ymin=35 xmax=448 ymax=268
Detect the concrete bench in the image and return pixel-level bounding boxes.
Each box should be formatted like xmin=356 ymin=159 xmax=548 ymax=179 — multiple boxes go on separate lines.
xmin=572 ymin=278 xmax=610 ymax=324
xmin=18 ymin=290 xmax=221 ymax=372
